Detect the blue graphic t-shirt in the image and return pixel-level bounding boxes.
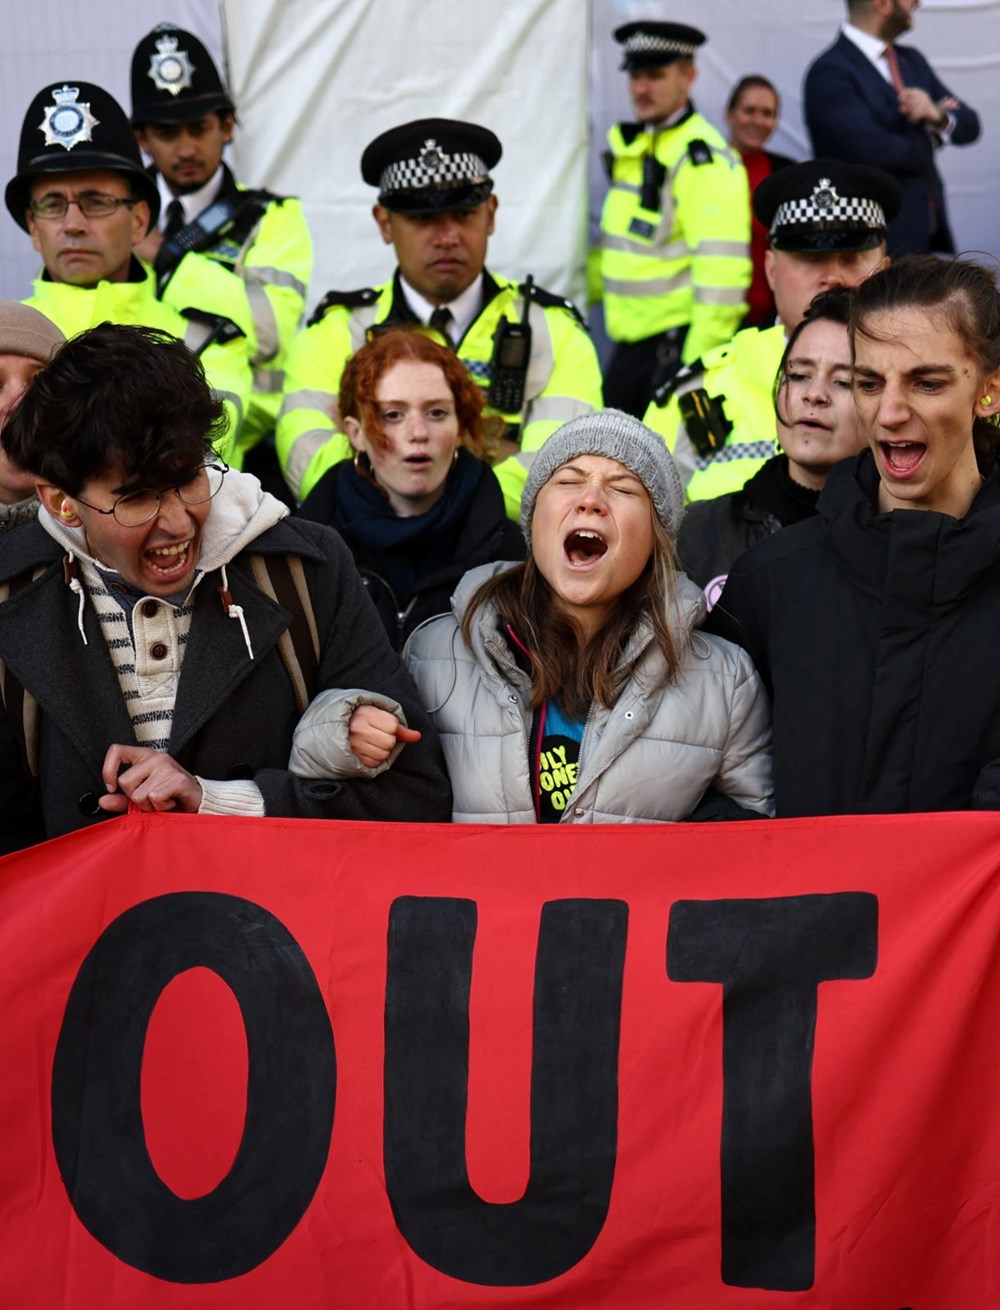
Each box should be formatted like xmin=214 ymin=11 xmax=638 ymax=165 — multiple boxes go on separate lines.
xmin=535 ymin=698 xmax=586 ymax=823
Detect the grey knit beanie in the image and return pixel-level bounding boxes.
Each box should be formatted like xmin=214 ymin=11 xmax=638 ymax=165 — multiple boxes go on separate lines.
xmin=519 ymin=409 xmax=685 ymax=546
xmin=0 ymin=300 xmax=65 ymax=366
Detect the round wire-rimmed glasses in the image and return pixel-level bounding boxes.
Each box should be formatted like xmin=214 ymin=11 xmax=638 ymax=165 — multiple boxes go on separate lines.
xmin=72 ymin=462 xmax=229 ymax=528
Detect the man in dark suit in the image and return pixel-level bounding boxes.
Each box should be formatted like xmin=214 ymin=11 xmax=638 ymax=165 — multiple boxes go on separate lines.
xmin=803 ymin=0 xmax=979 ymax=255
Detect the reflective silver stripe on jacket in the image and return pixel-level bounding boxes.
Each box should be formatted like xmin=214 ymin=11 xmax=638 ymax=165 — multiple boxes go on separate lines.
xmin=603 ymin=269 xmax=692 ymax=298
xmin=285 ymin=425 xmax=338 ymax=497
xmin=253 ymin=369 xmax=285 ymax=393
xmin=693 ymin=285 xmax=747 ymax=305
xmin=245 ymin=278 xmax=280 ymax=364
xmin=600 ymin=234 xmax=689 ymax=260
xmin=524 ymin=394 xmax=594 ymax=427
xmin=279 ymin=387 xmax=335 ymax=417
xmin=693 ymin=239 xmax=751 ymax=258
xmin=245 ymin=264 xmax=308 ymax=298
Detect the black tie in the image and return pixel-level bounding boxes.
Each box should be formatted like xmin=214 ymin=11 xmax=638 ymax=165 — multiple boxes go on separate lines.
xmin=429 ymin=306 xmax=454 ymax=348
xmin=162 ymin=199 xmax=185 ymax=241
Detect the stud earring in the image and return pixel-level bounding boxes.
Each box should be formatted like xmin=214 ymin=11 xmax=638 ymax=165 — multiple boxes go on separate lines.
xmin=981 ymin=395 xmax=993 ymax=406
xmin=60 ymin=503 xmax=75 ymax=518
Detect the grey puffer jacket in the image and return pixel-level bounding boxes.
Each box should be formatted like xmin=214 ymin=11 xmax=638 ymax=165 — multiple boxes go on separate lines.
xmin=403 ymin=563 xmax=774 ymax=824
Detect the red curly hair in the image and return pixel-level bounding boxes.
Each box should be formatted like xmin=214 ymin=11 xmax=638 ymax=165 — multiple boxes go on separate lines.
xmin=338 ymin=328 xmax=501 ymax=458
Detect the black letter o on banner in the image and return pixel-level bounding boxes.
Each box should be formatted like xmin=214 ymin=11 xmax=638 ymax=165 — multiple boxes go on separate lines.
xmin=51 ymin=892 xmax=335 ymax=1283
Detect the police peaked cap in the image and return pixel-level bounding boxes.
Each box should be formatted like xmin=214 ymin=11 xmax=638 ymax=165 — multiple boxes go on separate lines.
xmin=754 ymin=160 xmax=901 ymax=253
xmin=613 ymin=21 xmax=706 ymax=71
xmin=6 ymin=81 xmax=160 ymax=233
xmin=130 ymin=23 xmax=234 ymax=126
xmin=361 ymin=118 xmax=502 ymax=214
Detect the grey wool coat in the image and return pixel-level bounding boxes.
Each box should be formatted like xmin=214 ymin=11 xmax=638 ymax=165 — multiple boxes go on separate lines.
xmin=403 ymin=563 xmax=774 ymax=824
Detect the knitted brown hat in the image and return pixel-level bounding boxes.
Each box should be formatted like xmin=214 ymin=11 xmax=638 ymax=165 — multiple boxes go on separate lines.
xmin=0 ymin=300 xmax=65 ymax=365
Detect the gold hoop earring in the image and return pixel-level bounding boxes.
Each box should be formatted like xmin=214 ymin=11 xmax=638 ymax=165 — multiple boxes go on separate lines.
xmin=352 ymin=448 xmax=387 ymax=499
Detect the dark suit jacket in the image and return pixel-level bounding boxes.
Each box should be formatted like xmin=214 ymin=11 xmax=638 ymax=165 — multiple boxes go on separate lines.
xmin=803 ymin=32 xmax=980 ymax=255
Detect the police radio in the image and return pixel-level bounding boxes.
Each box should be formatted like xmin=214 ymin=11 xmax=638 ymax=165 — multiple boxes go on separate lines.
xmin=677 ymin=387 xmax=733 ymax=460
xmin=488 ymin=277 xmax=533 ymax=414
xmin=640 ymin=156 xmax=667 ymax=213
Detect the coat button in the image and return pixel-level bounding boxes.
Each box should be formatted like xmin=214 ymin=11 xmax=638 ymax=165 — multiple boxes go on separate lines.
xmin=228 ymin=762 xmax=254 ymax=780
xmin=508 ymin=694 xmax=518 ymax=703
xmin=141 ymin=600 xmax=159 ymax=618
xmin=78 ymin=792 xmax=102 ymax=817
xmin=574 ymin=808 xmax=585 ymax=818
xmin=108 ymin=581 xmax=127 ymax=596
xmin=150 ymin=642 xmax=168 ymax=660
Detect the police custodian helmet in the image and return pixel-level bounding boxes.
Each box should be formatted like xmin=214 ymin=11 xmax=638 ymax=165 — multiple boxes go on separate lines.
xmin=130 ymin=23 xmax=235 ymax=127
xmin=754 ymin=160 xmax=902 ymax=253
xmin=5 ymin=81 xmax=160 ymax=232
xmin=361 ymin=118 xmax=502 ymax=214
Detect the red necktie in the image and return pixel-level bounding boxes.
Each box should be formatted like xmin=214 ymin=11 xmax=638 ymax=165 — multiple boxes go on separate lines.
xmin=884 ymin=44 xmax=905 ymax=92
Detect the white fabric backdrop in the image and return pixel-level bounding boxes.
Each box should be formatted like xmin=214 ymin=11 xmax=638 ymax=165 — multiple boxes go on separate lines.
xmin=225 ymin=0 xmax=590 ymax=311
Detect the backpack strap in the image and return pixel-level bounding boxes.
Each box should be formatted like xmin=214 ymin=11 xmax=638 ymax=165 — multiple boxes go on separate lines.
xmin=248 ymin=554 xmax=321 ymax=715
xmin=0 ymin=564 xmax=47 ymax=778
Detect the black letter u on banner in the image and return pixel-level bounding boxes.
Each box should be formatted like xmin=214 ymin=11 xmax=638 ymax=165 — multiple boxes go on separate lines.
xmin=51 ymin=892 xmax=335 ymax=1283
xmin=384 ymin=896 xmax=628 ymax=1286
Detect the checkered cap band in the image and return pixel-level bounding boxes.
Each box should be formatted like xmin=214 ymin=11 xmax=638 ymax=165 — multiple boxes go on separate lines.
xmin=380 ymin=145 xmax=488 ymax=194
xmin=773 ymin=194 xmax=886 ymax=231
xmin=623 ymin=33 xmax=697 ymax=58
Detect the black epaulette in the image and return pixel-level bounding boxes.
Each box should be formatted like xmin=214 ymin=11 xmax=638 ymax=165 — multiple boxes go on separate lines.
xmin=179 ymin=308 xmax=246 ymax=347
xmin=652 ymin=359 xmax=705 ymax=408
xmin=686 ymin=139 xmax=714 ymax=167
xmin=307 ymin=287 xmax=379 ymax=327
xmin=519 ymin=280 xmax=586 ymax=328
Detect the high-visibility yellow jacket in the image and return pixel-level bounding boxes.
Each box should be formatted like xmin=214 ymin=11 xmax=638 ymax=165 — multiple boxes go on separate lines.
xmin=277 ymin=271 xmax=603 ymax=517
xmin=27 ymin=260 xmax=253 ymax=466
xmin=157 ymin=166 xmax=313 ymax=453
xmin=598 ymin=110 xmax=751 ymax=365
xmin=643 ymin=323 xmax=785 ymax=501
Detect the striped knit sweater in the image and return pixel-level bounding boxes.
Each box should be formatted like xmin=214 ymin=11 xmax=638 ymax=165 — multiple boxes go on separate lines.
xmin=78 ymin=558 xmax=195 ymax=751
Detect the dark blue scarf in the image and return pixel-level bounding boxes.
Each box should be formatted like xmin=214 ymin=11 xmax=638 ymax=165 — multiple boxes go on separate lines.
xmin=335 ymin=447 xmax=482 ymax=602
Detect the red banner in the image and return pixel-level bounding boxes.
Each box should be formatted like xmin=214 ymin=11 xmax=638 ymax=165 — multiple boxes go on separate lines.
xmin=0 ymin=810 xmax=999 ymax=1308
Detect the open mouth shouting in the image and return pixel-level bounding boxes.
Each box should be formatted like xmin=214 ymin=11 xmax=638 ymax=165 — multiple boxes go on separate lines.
xmin=878 ymin=440 xmax=927 ymax=479
xmin=145 ymin=538 xmax=195 ymax=582
xmin=564 ymin=528 xmax=609 ymax=567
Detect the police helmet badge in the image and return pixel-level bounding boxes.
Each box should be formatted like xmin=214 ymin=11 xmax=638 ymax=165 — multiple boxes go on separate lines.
xmin=147 ymin=31 xmax=195 ymax=96
xmin=38 ymin=85 xmax=99 ymax=151
xmin=812 ymin=178 xmax=839 ymax=211
xmin=420 ymin=141 xmax=444 ymax=174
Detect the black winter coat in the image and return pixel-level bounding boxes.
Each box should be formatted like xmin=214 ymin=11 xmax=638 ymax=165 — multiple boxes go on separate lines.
xmin=678 ymin=455 xmax=819 ymax=601
xmin=0 ymin=516 xmax=451 ymax=852
xmin=708 ymin=452 xmax=1000 ymax=817
xmin=297 ymin=454 xmax=525 ymax=650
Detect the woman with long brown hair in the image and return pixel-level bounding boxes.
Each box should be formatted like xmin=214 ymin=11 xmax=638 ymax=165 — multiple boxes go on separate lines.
xmin=402 ymin=410 xmax=773 ymax=823
xmin=710 ymin=255 xmax=1000 ymax=815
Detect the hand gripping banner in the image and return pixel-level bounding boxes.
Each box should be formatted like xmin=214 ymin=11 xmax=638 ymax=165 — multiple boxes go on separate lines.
xmin=0 ymin=810 xmax=998 ymax=1307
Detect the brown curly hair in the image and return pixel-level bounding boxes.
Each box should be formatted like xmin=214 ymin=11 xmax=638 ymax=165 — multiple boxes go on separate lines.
xmin=338 ymin=328 xmax=502 ymax=459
